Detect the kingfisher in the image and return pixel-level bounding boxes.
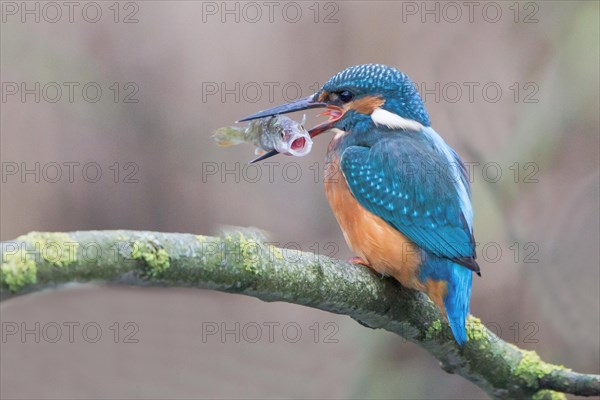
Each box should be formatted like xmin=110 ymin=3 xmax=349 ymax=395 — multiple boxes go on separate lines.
xmin=238 ymin=64 xmax=480 ymax=345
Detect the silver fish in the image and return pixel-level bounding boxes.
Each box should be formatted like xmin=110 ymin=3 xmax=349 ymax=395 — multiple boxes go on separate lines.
xmin=213 ymin=114 xmax=313 ymax=157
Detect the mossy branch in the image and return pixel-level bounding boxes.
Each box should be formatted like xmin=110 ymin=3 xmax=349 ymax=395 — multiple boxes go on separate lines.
xmin=1 ymin=229 xmax=598 ymax=399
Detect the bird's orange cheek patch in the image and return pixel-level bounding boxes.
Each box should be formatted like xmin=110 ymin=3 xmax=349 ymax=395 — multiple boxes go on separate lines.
xmin=346 ymin=95 xmax=385 ymax=115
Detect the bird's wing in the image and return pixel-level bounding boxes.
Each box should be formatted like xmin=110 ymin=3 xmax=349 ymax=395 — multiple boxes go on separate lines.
xmin=340 ymin=134 xmax=477 ymax=269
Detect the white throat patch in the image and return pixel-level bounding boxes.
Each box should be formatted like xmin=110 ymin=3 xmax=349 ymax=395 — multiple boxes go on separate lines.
xmin=371 ymin=108 xmax=423 ymax=131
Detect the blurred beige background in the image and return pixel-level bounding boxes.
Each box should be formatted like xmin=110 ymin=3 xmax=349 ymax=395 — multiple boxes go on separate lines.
xmin=1 ymin=1 xmax=599 ymax=399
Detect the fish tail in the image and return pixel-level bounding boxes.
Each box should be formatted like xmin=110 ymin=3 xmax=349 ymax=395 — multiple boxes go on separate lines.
xmin=212 ymin=127 xmax=246 ymax=147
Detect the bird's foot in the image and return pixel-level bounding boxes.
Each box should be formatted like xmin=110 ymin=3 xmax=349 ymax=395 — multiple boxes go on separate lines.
xmin=347 ymin=257 xmax=387 ymax=279
xmin=347 ymin=256 xmax=370 ymax=267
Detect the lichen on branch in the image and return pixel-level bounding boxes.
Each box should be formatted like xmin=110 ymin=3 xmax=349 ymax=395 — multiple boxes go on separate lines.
xmin=1 ymin=229 xmax=598 ymax=399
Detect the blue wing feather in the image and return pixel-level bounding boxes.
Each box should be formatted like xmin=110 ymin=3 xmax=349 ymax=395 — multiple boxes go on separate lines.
xmin=340 ymin=132 xmax=476 ymax=262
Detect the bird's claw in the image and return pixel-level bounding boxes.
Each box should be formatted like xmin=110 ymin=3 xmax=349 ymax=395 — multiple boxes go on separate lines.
xmin=347 ymin=256 xmax=370 ymax=267
xmin=347 ymin=256 xmax=387 ymax=278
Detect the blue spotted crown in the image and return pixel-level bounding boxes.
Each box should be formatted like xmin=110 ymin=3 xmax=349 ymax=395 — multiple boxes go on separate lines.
xmin=323 ymin=64 xmax=431 ymax=127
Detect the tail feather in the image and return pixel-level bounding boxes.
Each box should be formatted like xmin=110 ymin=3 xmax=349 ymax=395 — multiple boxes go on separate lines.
xmin=420 ymin=255 xmax=473 ymax=345
xmin=212 ymin=127 xmax=246 ymax=147
xmin=444 ymin=263 xmax=472 ymax=345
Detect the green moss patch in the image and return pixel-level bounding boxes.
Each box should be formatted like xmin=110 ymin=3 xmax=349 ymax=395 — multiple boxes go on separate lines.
xmin=425 ymin=319 xmax=443 ymax=340
xmin=1 ymin=250 xmax=37 ymax=292
xmin=466 ymin=315 xmax=488 ymax=342
xmin=131 ymin=240 xmax=171 ymax=278
xmin=515 ymin=350 xmax=567 ymax=387
xmin=18 ymin=232 xmax=78 ymax=267
xmin=532 ymin=390 xmax=567 ymax=400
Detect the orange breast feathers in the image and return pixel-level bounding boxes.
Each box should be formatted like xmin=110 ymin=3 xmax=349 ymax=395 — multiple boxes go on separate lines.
xmin=324 ymin=151 xmax=424 ymax=291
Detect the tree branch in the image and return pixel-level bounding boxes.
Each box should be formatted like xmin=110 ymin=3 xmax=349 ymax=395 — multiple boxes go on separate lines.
xmin=1 ymin=229 xmax=598 ymax=399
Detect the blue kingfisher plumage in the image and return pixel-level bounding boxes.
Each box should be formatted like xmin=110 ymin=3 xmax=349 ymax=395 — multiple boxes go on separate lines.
xmin=239 ymin=64 xmax=480 ymax=345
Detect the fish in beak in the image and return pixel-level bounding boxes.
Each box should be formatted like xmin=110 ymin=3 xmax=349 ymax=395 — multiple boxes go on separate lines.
xmin=239 ymin=95 xmax=343 ymax=163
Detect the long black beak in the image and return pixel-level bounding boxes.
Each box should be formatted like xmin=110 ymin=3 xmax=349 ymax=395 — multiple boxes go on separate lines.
xmin=248 ymin=150 xmax=278 ymax=164
xmin=237 ymin=95 xmax=326 ymax=122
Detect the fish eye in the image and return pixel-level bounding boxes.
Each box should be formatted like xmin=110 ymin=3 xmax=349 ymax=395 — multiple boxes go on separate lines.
xmin=338 ymin=90 xmax=353 ymax=103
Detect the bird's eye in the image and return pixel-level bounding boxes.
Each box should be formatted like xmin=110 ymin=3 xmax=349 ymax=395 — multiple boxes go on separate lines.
xmin=338 ymin=90 xmax=353 ymax=103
